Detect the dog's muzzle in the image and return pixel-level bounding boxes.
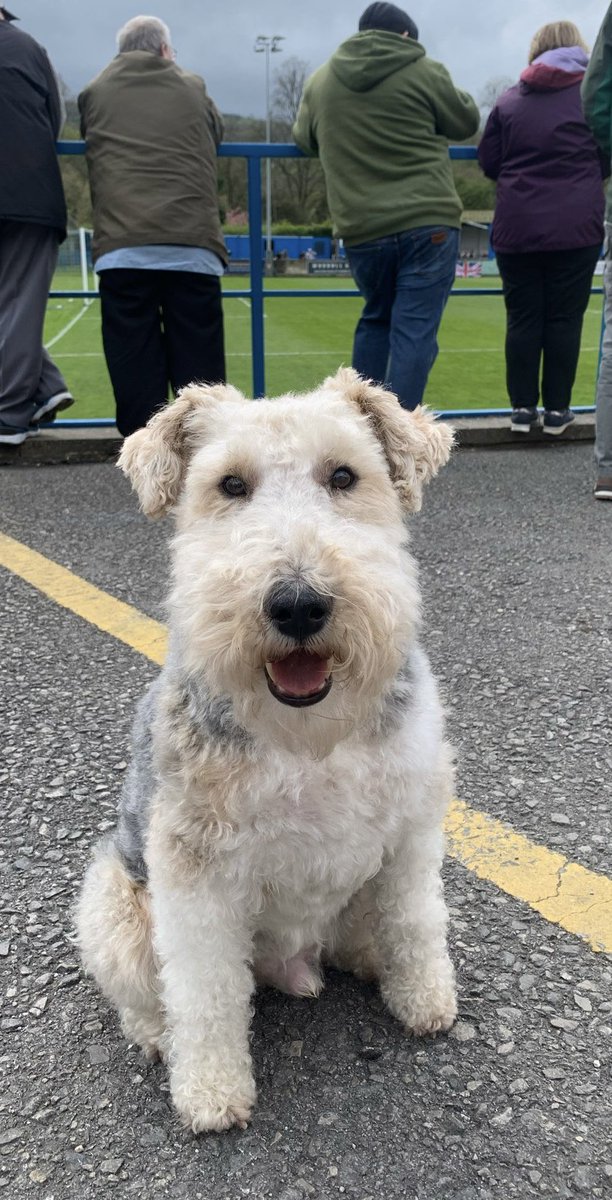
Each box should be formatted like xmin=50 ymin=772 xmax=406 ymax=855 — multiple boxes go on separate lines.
xmin=264 ymin=584 xmax=333 ymax=706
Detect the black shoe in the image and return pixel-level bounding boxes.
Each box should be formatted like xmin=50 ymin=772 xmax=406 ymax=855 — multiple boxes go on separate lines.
xmin=542 ymin=409 xmax=575 ymax=436
xmin=0 ymin=422 xmax=40 ymax=446
xmin=30 ymin=391 xmax=74 ymax=425
xmin=510 ymin=407 xmax=540 ymax=433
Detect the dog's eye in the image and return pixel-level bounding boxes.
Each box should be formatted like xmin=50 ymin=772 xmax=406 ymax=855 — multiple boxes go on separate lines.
xmin=329 ymin=466 xmax=356 ymax=491
xmin=221 ymin=475 xmax=248 ymax=498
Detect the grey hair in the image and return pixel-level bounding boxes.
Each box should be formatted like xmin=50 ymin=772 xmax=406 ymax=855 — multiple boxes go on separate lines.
xmin=116 ymin=15 xmax=171 ymax=55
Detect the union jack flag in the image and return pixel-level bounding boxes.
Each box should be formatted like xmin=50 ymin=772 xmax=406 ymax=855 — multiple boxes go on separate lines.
xmin=455 ymin=261 xmax=482 ymax=277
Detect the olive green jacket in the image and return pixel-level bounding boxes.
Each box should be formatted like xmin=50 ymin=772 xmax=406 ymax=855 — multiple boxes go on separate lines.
xmin=293 ymin=31 xmax=479 ymax=246
xmin=79 ymin=52 xmax=227 ymax=263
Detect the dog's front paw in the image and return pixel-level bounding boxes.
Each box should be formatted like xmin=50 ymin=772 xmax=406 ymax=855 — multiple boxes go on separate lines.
xmin=406 ymin=998 xmax=457 ymax=1037
xmin=172 ymin=1074 xmax=256 ymax=1134
xmin=382 ymin=966 xmax=457 ymax=1037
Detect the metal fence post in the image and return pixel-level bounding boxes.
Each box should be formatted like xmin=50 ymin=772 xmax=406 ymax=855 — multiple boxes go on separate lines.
xmin=247 ymin=155 xmax=265 ymax=398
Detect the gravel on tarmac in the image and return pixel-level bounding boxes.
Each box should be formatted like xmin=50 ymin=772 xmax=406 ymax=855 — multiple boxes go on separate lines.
xmin=1 ymin=442 xmax=611 ymax=1199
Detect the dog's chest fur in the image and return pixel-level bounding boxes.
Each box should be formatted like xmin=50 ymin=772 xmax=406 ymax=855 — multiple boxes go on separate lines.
xmin=200 ymin=742 xmax=410 ymax=956
xmin=233 ymin=745 xmax=404 ymax=887
xmin=154 ymin=690 xmax=414 ymax=942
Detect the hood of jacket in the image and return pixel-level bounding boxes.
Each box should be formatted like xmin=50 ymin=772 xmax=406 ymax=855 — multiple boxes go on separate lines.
xmin=330 ymin=29 xmax=425 ymax=92
xmin=520 ymin=45 xmax=588 ymax=93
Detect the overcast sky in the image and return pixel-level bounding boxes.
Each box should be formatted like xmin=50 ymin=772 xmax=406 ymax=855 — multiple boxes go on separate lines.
xmin=16 ymin=0 xmax=612 ymax=117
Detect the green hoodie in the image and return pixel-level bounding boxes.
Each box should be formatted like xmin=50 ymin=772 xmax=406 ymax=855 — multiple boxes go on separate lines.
xmin=293 ymin=31 xmax=479 ymax=246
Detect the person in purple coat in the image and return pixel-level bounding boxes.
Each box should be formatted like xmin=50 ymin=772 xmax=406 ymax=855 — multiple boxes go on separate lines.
xmin=479 ymin=21 xmax=606 ymax=435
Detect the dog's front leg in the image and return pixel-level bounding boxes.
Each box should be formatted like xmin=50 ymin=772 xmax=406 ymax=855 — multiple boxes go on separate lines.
xmin=150 ymin=864 xmax=256 ymax=1133
xmin=378 ymin=824 xmax=457 ymax=1037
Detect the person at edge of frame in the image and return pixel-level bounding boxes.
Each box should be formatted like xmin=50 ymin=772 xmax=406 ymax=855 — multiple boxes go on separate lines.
xmin=582 ymin=2 xmax=612 ymax=499
xmin=0 ymin=3 xmax=74 ymax=447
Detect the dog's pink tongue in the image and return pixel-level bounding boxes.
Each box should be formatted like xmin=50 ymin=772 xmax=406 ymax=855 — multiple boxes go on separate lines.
xmin=268 ymin=651 xmax=330 ymax=697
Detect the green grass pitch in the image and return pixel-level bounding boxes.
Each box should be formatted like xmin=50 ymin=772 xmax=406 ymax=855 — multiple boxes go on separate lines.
xmin=45 ymin=270 xmax=603 ymax=420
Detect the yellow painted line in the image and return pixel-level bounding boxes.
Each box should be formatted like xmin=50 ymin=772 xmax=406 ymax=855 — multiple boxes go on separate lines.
xmin=0 ymin=532 xmax=167 ymax=665
xmin=446 ymin=799 xmax=612 ymax=954
xmin=1 ymin=531 xmax=611 ymax=954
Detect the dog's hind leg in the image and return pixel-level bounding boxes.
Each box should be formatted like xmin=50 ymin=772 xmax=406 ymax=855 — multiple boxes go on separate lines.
xmin=325 ymin=880 xmax=383 ymax=982
xmin=75 ymin=839 xmax=165 ymax=1058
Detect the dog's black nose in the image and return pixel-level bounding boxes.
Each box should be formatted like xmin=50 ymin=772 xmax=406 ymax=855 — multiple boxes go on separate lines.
xmin=265 ymin=584 xmax=332 ymax=643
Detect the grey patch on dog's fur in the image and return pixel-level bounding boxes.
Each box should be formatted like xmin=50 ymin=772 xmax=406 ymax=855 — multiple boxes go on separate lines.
xmin=115 ymin=678 xmax=161 ymax=884
xmin=164 ymin=633 xmax=252 ymax=751
xmin=113 ymin=668 xmax=251 ymax=884
xmin=181 ymin=675 xmax=253 ymax=751
xmin=374 ymin=651 xmax=416 ymax=739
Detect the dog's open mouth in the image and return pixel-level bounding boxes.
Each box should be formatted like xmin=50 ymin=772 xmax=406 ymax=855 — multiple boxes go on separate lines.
xmin=265 ymin=651 xmax=332 ymax=707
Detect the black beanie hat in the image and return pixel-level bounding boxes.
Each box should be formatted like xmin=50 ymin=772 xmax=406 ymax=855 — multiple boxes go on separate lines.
xmin=359 ymin=3 xmax=419 ymax=39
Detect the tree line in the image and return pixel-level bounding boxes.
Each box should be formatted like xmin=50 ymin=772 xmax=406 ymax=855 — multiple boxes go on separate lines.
xmin=59 ymin=60 xmax=503 ymax=231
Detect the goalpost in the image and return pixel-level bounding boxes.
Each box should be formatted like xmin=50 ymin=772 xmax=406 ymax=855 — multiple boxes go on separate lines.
xmin=56 ymin=228 xmax=98 ymax=300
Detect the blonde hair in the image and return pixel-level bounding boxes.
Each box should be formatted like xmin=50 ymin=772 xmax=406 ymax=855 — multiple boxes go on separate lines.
xmin=528 ymin=21 xmax=588 ymax=63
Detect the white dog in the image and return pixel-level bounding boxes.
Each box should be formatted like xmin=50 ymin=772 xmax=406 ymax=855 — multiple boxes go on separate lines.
xmin=76 ymin=368 xmax=457 ymax=1133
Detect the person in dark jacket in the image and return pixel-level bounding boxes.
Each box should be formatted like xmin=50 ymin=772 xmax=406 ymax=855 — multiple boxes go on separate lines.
xmin=0 ymin=5 xmax=73 ymax=446
xmin=79 ymin=15 xmax=226 ymax=437
xmin=479 ymin=21 xmax=606 ymax=435
xmin=294 ymin=2 xmax=480 ymax=411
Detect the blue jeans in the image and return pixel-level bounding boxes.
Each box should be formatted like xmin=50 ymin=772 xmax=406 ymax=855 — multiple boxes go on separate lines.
xmin=347 ymin=226 xmax=459 ymax=410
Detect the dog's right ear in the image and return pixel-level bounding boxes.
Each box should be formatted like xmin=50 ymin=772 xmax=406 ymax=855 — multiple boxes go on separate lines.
xmin=118 ymin=383 xmax=245 ymax=518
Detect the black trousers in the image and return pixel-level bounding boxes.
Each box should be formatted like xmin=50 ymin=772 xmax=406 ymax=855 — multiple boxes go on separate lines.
xmin=495 ymin=245 xmax=601 ymax=411
xmin=99 ymin=269 xmax=226 ymax=436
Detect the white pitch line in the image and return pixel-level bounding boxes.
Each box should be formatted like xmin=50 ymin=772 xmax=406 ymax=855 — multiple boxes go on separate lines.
xmin=45 ymin=300 xmax=93 ymax=350
xmin=227 ymin=346 xmax=598 ymax=357
xmin=438 ymin=346 xmax=598 ymax=354
xmin=226 ymin=350 xmax=348 ymax=358
xmin=231 ymin=298 xmax=268 ymax=319
xmin=51 ymin=346 xmax=599 ymax=360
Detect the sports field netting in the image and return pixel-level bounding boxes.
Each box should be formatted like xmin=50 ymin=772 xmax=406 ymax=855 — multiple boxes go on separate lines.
xmin=46 ymin=271 xmax=603 ymax=419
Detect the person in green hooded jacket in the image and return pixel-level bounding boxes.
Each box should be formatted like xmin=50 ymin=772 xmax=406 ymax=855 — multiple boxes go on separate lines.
xmin=293 ymin=2 xmax=479 ymax=410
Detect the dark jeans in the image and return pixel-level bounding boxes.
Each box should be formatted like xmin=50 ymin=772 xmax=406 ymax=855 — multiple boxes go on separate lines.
xmin=347 ymin=226 xmax=459 ymax=410
xmin=495 ymin=245 xmax=601 ymax=411
xmin=99 ymin=269 xmax=226 ymax=436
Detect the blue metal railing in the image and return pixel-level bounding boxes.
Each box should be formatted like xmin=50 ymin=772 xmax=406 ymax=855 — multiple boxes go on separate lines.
xmin=54 ymin=141 xmax=600 ymax=423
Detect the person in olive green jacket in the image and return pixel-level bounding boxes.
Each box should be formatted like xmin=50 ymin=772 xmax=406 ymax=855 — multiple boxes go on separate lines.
xmin=582 ymin=5 xmax=612 ymax=499
xmin=293 ymin=2 xmax=479 ymax=410
xmin=79 ymin=15 xmax=226 ymax=436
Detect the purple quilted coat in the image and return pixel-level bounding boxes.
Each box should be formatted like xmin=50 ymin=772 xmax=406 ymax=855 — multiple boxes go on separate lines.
xmin=478 ymin=46 xmax=606 ymax=253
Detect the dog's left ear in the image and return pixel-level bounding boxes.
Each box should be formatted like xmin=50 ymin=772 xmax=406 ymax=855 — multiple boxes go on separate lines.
xmin=118 ymin=383 xmax=246 ymax=518
xmin=326 ymin=368 xmax=454 ymax=512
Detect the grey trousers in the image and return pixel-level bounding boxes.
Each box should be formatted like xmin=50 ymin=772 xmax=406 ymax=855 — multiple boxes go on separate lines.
xmin=0 ymin=220 xmax=67 ymax=429
xmin=596 ymin=222 xmax=612 ymax=476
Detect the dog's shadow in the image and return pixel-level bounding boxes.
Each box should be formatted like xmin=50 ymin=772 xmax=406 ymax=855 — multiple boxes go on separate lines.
xmin=245 ymin=967 xmax=429 ymax=1118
